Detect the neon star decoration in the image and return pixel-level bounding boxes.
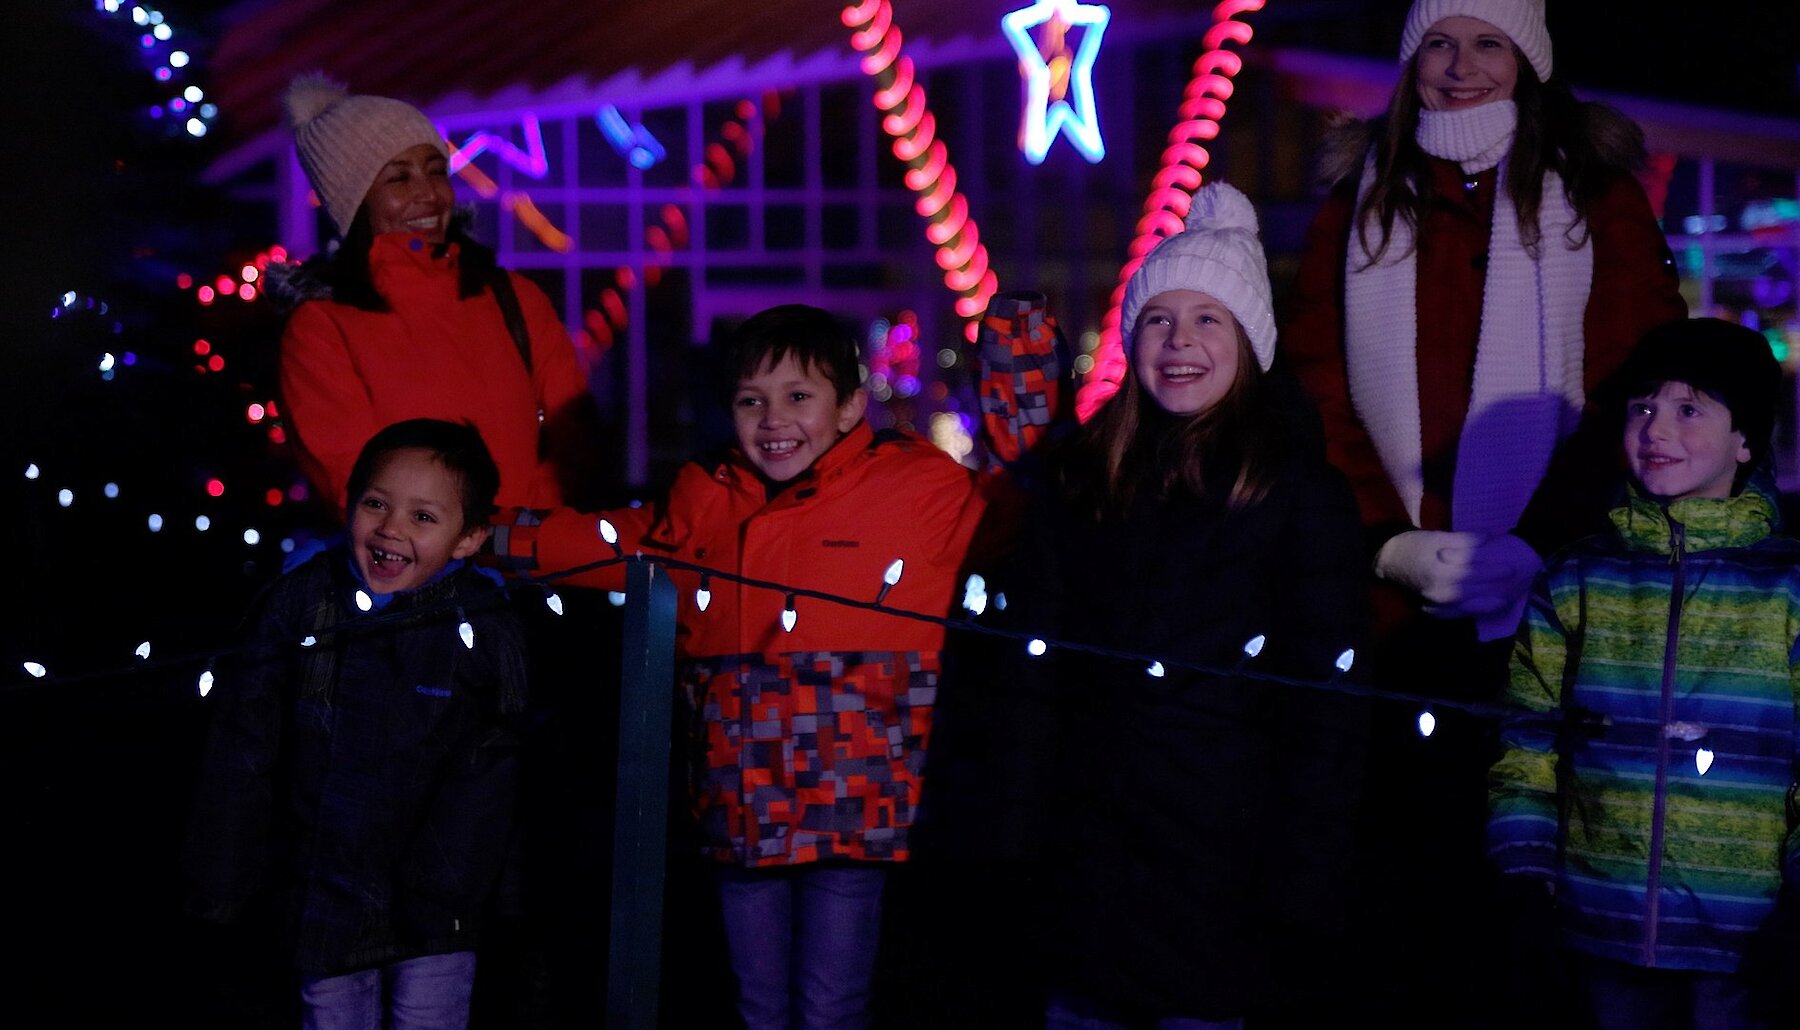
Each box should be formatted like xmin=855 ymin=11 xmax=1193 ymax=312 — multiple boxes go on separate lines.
xmin=447 ymin=114 xmax=549 ymax=178
xmin=1002 ymin=0 xmax=1111 ymax=164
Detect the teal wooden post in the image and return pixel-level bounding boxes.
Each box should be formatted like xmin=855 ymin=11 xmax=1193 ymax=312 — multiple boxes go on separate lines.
xmin=606 ymin=558 xmax=678 ymax=1028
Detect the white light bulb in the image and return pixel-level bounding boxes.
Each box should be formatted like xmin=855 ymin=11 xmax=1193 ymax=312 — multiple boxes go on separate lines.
xmin=1417 ymin=711 xmax=1437 ymax=738
xmin=1696 ymin=749 xmax=1715 ymax=776
xmin=884 ymin=559 xmax=905 ymax=586
xmin=961 ymin=574 xmax=987 ymax=615
xmin=1334 ymin=648 xmax=1356 ymax=674
xmin=134 ymin=641 xmax=151 ymax=660
xmin=197 ymin=670 xmax=213 ymax=697
xmin=152 ymin=22 xmax=171 ymax=39
xmin=545 ymin=592 xmax=564 ymax=616
xmin=1027 ymin=638 xmax=1047 ymax=657
xmin=23 ymin=662 xmax=47 ymax=678
xmin=195 ymin=515 xmax=211 ymax=532
xmin=104 ymin=482 xmax=119 ymax=498
xmin=354 ymin=590 xmax=372 ymax=612
xmin=607 ymin=591 xmax=626 ymax=607
xmin=186 ymin=118 xmax=206 ymax=137
xmin=1147 ymin=661 xmax=1165 ymax=678
xmin=459 ymin=621 xmax=475 ymax=650
xmin=58 ymin=489 xmax=73 ymax=508
xmin=243 ymin=528 xmax=260 ymax=546
xmin=781 ymin=606 xmax=798 ymax=632
xmin=148 ymin=513 xmax=163 ymax=532
xmin=301 ymin=635 xmax=317 ymax=648
xmin=695 ymin=586 xmax=712 ymax=612
xmin=25 ymin=463 xmax=39 ymax=480
xmin=1242 ymin=634 xmax=1266 ymax=658
xmin=598 ymin=519 xmax=619 ymax=545
xmin=171 ymin=51 xmax=190 ymax=68
xmin=99 ymin=352 xmax=116 ymax=372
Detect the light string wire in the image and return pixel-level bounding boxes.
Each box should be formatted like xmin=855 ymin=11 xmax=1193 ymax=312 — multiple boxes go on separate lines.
xmin=6 ymin=552 xmax=1587 ymax=737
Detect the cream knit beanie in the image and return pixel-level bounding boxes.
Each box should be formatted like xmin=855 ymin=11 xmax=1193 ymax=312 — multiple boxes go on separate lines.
xmin=1120 ymin=181 xmax=1276 ymax=370
xmin=1399 ymin=0 xmax=1552 ymax=81
xmin=283 ymin=73 xmax=447 ymax=238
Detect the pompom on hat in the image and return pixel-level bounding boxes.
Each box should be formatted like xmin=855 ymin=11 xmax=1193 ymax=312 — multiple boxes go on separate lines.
xmin=1399 ymin=0 xmax=1553 ymax=82
xmin=283 ymin=73 xmax=447 ymax=238
xmin=1120 ymin=180 xmax=1276 ymax=370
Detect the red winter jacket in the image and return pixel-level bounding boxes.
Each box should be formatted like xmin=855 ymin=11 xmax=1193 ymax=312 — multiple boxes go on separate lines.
xmin=496 ymin=422 xmax=990 ymax=866
xmin=278 ymin=232 xmax=591 ymax=516
xmin=1285 ymin=157 xmax=1686 ymax=541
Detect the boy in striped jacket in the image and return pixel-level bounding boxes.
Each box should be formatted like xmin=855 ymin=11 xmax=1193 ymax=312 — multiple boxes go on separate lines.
xmin=1489 ymin=317 xmax=1798 ymax=1029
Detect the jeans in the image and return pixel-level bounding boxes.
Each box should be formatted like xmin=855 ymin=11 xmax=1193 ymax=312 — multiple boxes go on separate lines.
xmin=1044 ymin=993 xmax=1246 ymax=1030
xmin=1581 ymin=957 xmax=1763 ymax=1030
xmin=300 ymin=951 xmax=478 ymax=1030
xmin=715 ymin=862 xmax=888 ymax=1030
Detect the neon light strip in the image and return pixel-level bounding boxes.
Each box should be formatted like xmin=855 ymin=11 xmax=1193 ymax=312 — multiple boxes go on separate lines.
xmin=1076 ymin=0 xmax=1264 ymax=420
xmin=842 ymin=0 xmax=998 ymax=342
xmin=447 ymin=114 xmax=549 ymax=178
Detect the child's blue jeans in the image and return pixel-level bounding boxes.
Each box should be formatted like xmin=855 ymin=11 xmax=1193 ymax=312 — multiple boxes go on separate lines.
xmin=715 ymin=861 xmax=888 ymax=1030
xmin=299 ymin=950 xmax=477 ymax=1030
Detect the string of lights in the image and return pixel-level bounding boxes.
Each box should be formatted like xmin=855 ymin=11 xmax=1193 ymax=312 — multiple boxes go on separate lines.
xmin=8 ymin=545 xmax=1624 ymax=759
xmin=841 ymin=0 xmax=999 ymax=342
xmin=92 ymin=1 xmax=219 ymax=138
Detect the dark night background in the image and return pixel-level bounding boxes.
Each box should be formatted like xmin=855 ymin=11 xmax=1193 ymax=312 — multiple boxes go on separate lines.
xmin=3 ymin=2 xmax=1796 ymax=1026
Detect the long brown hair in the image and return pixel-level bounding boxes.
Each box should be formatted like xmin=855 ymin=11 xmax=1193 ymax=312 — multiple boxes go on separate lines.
xmin=1058 ymin=322 xmax=1283 ymax=520
xmin=1353 ymin=50 xmax=1646 ymax=267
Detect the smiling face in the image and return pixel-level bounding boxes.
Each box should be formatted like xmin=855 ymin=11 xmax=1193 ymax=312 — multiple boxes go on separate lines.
xmin=1414 ymin=16 xmax=1520 ymax=111
xmin=732 ymin=352 xmax=868 ymax=482
xmin=1130 ymin=290 xmax=1245 ymax=417
xmin=1623 ymin=381 xmax=1751 ymax=503
xmin=349 ymin=446 xmax=488 ymax=593
xmin=363 ymin=143 xmax=453 ymax=242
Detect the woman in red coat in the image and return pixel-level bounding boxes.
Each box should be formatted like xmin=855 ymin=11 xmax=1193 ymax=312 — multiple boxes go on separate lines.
xmin=271 ymin=74 xmax=600 ymax=518
xmin=1280 ymin=1 xmax=1687 ymax=1023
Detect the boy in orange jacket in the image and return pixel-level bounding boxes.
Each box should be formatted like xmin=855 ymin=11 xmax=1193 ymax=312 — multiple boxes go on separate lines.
xmin=490 ymin=301 xmax=1059 ymax=1029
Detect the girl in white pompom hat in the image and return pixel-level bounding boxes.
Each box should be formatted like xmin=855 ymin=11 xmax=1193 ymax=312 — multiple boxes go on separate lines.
xmin=991 ymin=181 xmax=1369 ymax=1027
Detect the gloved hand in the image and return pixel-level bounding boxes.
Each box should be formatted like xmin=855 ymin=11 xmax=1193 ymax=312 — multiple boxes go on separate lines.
xmin=1375 ymin=531 xmax=1541 ymax=622
xmin=1373 ymin=529 xmax=1483 ymax=607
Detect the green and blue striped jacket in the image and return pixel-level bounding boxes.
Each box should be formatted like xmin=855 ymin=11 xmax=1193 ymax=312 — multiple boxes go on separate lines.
xmin=1489 ymin=477 xmax=1800 ymax=972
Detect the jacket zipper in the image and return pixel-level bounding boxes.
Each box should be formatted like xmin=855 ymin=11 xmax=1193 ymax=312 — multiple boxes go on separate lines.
xmin=1641 ymin=515 xmax=1685 ymax=966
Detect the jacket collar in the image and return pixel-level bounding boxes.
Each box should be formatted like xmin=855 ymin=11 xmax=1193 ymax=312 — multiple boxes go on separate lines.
xmin=1609 ymin=471 xmax=1779 ymax=555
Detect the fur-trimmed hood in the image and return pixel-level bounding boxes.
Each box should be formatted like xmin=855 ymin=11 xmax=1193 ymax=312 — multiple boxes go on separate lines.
xmin=1313 ymin=101 xmax=1648 ymax=192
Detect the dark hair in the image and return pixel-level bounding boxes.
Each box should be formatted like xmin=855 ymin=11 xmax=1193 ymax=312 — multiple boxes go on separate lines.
xmin=727 ymin=304 xmax=863 ymax=402
xmin=1057 ymin=321 xmax=1282 ymax=519
xmin=1353 ymin=51 xmax=1645 ymax=265
xmin=1613 ymin=317 xmax=1783 ymax=479
xmin=345 ymin=418 xmax=502 ymax=527
xmin=320 ymin=208 xmax=501 ymax=312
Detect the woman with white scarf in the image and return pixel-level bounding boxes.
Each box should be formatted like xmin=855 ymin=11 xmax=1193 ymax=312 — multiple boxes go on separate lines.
xmin=1282 ymin=0 xmax=1687 ymax=1022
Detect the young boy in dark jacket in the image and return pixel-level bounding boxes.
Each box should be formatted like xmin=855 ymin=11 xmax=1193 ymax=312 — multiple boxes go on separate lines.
xmin=1489 ymin=318 xmax=1800 ymax=1029
xmin=185 ymin=418 xmax=527 ymax=1029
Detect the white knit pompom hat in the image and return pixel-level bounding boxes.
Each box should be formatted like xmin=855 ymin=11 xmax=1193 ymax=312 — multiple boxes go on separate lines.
xmin=1120 ymin=181 xmax=1276 ymax=370
xmin=283 ymin=73 xmax=447 ymax=238
xmin=1399 ymin=0 xmax=1552 ymax=81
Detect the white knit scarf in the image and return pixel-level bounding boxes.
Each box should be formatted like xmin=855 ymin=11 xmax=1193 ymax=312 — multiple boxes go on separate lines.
xmin=1343 ymin=102 xmax=1593 ymax=539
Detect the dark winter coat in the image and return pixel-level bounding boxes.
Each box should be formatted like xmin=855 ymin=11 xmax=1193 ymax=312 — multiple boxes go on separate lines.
xmin=183 ymin=551 xmax=528 ymax=976
xmin=994 ymin=445 xmax=1370 ymax=1020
